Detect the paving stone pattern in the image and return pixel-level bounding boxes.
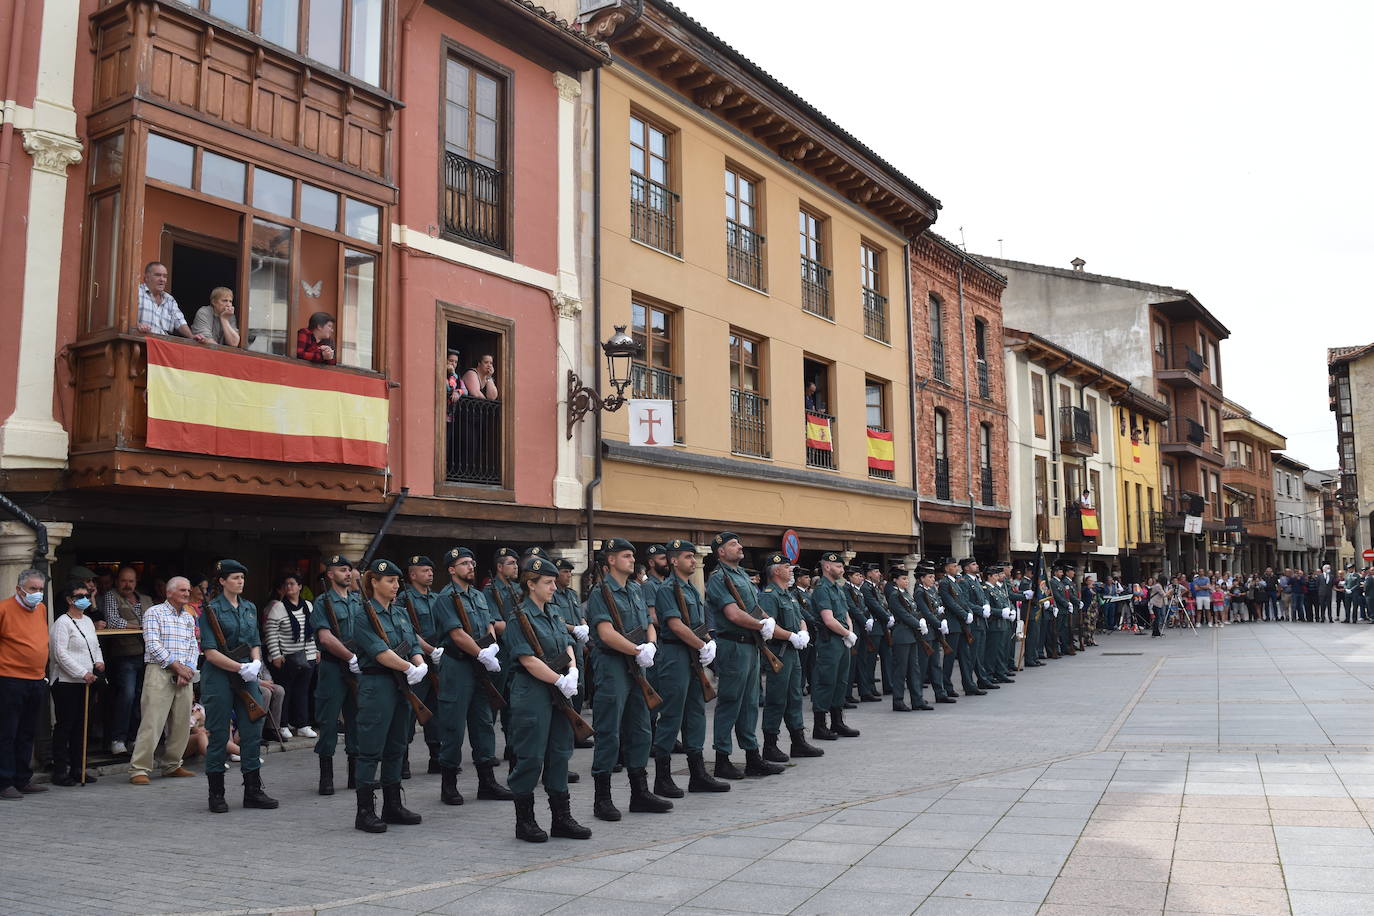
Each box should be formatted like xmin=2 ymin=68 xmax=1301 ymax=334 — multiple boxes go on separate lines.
xmin=7 ymin=622 xmax=1374 ymax=914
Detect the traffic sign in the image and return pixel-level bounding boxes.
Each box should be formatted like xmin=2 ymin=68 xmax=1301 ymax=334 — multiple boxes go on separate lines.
xmin=781 ymin=529 xmax=801 ymax=563
xmin=1363 ymin=548 xmax=1374 ymax=562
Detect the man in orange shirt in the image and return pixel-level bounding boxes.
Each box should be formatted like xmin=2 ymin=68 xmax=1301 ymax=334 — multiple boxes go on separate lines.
xmin=0 ymin=568 xmax=51 ymax=799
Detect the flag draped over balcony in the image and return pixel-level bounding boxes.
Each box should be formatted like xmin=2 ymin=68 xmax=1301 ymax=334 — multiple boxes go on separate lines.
xmin=1079 ymin=507 xmax=1101 ymax=538
xmin=866 ymin=427 xmax=894 ymax=471
xmin=144 ymin=338 xmax=389 ymax=468
xmin=1132 ymin=439 xmax=1142 ymax=463
xmin=805 ymin=413 xmax=832 ymax=451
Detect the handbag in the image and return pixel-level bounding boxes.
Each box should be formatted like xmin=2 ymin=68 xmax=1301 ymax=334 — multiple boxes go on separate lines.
xmin=70 ymin=616 xmax=107 ymax=688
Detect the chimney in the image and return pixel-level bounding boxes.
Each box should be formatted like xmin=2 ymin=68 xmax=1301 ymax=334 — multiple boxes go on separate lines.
xmin=1070 ymin=257 xmax=1086 ymax=272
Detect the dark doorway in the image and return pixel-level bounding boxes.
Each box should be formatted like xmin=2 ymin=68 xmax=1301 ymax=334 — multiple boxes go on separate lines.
xmin=167 ymin=237 xmax=239 ymax=328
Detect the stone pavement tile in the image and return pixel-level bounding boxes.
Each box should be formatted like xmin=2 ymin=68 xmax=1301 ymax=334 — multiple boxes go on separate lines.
xmin=1174 ymin=822 xmax=1273 ymax=843
xmin=499 ymin=866 xmax=624 ymax=895
xmin=943 ymin=786 xmax=1026 ymax=801
xmin=765 ymin=839 xmax=875 ymax=865
xmin=912 ymin=899 xmax=1039 ymax=916
xmin=727 ymin=859 xmax=847 ymax=889
xmin=793 ymin=888 xmax=919 ymax=915
xmin=637 ymin=852 xmax=750 ymax=880
xmin=1274 ymin=825 xmax=1374 ymax=846
xmin=1173 ymin=840 xmax=1278 ymax=864
xmin=1268 ymin=795 xmax=1358 ymax=811
xmin=1007 ymin=801 xmax=1098 ymax=820
xmin=1080 ymin=819 xmax=1176 ymax=839
xmin=1162 ymin=883 xmax=1289 ymax=915
xmin=1037 ymin=906 xmax=1162 ymax=916
xmin=576 ymin=850 xmax=676 ymax=872
xmin=681 ymin=834 xmax=788 ymax=859
xmin=1058 ymin=855 xmax=1171 ymax=882
xmin=1100 ymin=792 xmax=1183 ymax=807
xmin=860 ymin=845 xmax=969 ymax=871
xmin=827 ymin=865 xmax=947 ymax=896
xmin=1288 ymin=889 xmax=1374 ymax=916
xmin=987 ymin=815 xmax=1088 ymax=836
xmin=364 ymin=885 xmax=484 ymax=911
xmin=546 ymin=898 xmax=672 ymax=916
xmin=852 ymin=795 xmax=940 ymax=814
xmin=1167 ymin=859 xmax=1285 ymax=888
xmin=1179 ymin=794 xmax=1269 ymax=809
xmin=1282 ymin=864 xmax=1374 ymax=892
xmin=1018 ymin=788 xmax=1105 ymax=807
xmin=925 ymin=797 xmax=1018 ymax=816
xmin=825 ymin=807 xmax=920 ymax=828
xmin=426 ymin=888 xmax=575 ymax=915
xmin=1178 ymin=805 xmax=1272 ymax=824
xmin=1182 ymin=782 xmax=1273 ymax=796
xmin=1070 ymin=836 xmax=1176 ymax=859
xmin=1265 ymin=783 xmax=1353 ymax=797
xmin=729 ymin=821 xmax=823 ymax=840
xmin=975 ymin=832 xmax=1078 ymax=856
xmin=907 ymin=812 xmax=1003 ymax=833
xmin=589 ymin=874 xmax=716 ymax=906
xmin=325 ymin=906 xmax=430 ymax=916
xmin=795 ymin=822 xmax=899 ymax=845
xmin=955 ymin=850 xmax=1069 ymax=877
xmin=681 ymin=879 xmax=816 ymax=915
xmin=1276 ymin=843 xmax=1374 ymax=867
xmin=1043 ymin=877 xmax=1167 ymax=909
xmin=886 ymin=827 xmax=988 ymax=849
xmin=1089 ymin=804 xmax=1181 ymax=823
xmin=930 ymin=872 xmax=1054 ymax=903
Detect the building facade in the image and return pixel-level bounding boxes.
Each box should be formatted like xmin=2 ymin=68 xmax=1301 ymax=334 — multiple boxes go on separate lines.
xmin=1220 ymin=401 xmax=1285 ymax=573
xmin=1329 ymin=343 xmax=1373 ymax=563
xmin=1274 ymin=454 xmax=1317 ymax=571
xmin=1113 ymin=387 xmax=1170 ymax=580
xmin=580 ymin=0 xmax=938 ymax=569
xmin=1307 ymin=469 xmax=1356 ymax=570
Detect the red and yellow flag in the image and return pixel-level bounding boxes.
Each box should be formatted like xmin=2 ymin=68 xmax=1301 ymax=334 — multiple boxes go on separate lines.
xmin=1079 ymin=507 xmax=1100 ymax=538
xmin=805 ymin=413 xmax=832 ymax=451
xmin=145 ymin=338 xmax=389 ymax=468
xmin=1132 ymin=440 xmax=1142 ymax=463
xmin=866 ymin=427 xmax=895 ymax=471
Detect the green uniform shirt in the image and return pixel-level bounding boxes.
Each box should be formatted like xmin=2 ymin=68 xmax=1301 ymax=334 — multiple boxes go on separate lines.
xmin=758 ymin=584 xmax=802 ymax=634
xmin=961 ymin=574 xmax=990 ymax=627
xmin=309 ymin=588 xmax=362 ymax=654
xmin=201 ymin=593 xmax=261 ymax=657
xmin=939 ymin=575 xmax=968 ymax=632
xmin=433 ymin=582 xmax=491 ymax=649
xmin=550 ymin=586 xmax=583 ymax=629
xmin=353 ymin=598 xmax=418 ymax=673
xmin=885 ymin=583 xmax=922 ymax=645
xmin=915 ymin=585 xmax=946 ymax=634
xmin=586 ymin=576 xmax=650 ymax=651
xmin=790 ymin=587 xmax=818 ymax=630
xmin=706 ymin=563 xmax=760 ymax=638
xmin=504 ymin=598 xmax=575 ymax=672
xmin=400 ymin=585 xmax=443 ymax=645
xmin=642 ymin=573 xmax=667 ymax=613
xmin=483 ymin=577 xmax=521 ymax=625
xmin=861 ymin=579 xmax=891 ymax=625
xmin=655 ymin=576 xmax=705 ymax=634
xmin=809 ymin=577 xmax=850 ymax=633
xmin=987 ymin=580 xmax=1010 ymax=630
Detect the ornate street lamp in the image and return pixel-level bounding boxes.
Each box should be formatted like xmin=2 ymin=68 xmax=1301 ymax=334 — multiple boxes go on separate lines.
xmin=567 ymin=325 xmax=644 ymax=439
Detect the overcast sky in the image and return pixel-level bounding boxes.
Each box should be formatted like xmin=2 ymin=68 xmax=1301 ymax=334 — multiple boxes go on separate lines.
xmin=671 ymin=0 xmax=1371 ymax=469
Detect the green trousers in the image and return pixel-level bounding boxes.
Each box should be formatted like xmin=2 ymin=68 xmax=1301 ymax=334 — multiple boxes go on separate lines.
xmin=437 ymin=654 xmax=498 ymax=769
xmin=762 ymin=647 xmax=803 ymax=734
xmin=591 ymin=648 xmax=651 ymax=775
xmin=312 ymin=660 xmax=358 ymax=759
xmin=204 ymin=668 xmax=263 ymax=775
xmin=355 ymin=673 xmax=409 ymax=787
xmin=651 ymin=641 xmax=706 ymax=756
xmin=713 ymin=638 xmax=761 ymax=754
xmin=890 ymin=642 xmax=924 ymax=706
xmin=812 ymin=636 xmax=850 ymax=712
xmin=507 ymin=670 xmax=572 ymax=795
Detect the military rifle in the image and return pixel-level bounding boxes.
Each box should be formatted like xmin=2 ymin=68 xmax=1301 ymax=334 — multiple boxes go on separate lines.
xmin=898 ymin=591 xmax=935 ymax=657
xmin=362 ymin=597 xmax=433 ymax=726
xmin=511 ymin=603 xmax=594 ymax=743
xmin=449 ymin=590 xmax=507 ymax=712
xmin=598 ymin=582 xmax=664 ymax=710
xmin=672 ymin=579 xmax=717 ymax=702
xmin=321 ymin=592 xmax=358 ymax=698
xmin=202 ymin=604 xmax=268 ymax=722
xmin=723 ymin=576 xmax=785 ymax=674
xmin=397 ymin=591 xmax=442 ymax=694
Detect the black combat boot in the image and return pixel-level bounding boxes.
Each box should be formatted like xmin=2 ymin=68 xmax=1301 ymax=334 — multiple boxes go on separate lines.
xmin=346 ymin=754 xmax=357 ymax=789
xmin=548 ymin=790 xmax=591 ymax=839
xmin=789 ymin=727 xmax=823 ymax=758
xmin=653 ymin=755 xmax=684 ymax=799
xmin=672 ymin=739 xmax=685 ymax=754
xmin=829 ymin=708 xmax=860 ymax=738
xmin=812 ymin=709 xmax=837 ymax=741
xmin=242 ymin=770 xmax=279 ymax=809
xmin=592 ymin=772 xmax=621 ymax=821
xmin=713 ymin=751 xmax=745 ymax=780
xmin=401 ymin=750 xmax=411 ymax=780
xmin=476 ymin=761 xmax=514 ymax=800
xmin=427 ymin=747 xmax=441 ymax=774
xmin=355 ymin=785 xmax=386 ymax=833
xmin=686 ymin=751 xmax=730 ymax=792
xmin=318 ymin=756 xmax=334 ymax=796
xmin=513 ymin=793 xmax=547 ymax=843
xmin=207 ymin=772 xmax=228 ymax=814
xmin=574 ymin=733 xmax=595 ymax=749
xmin=892 ymin=699 xmax=912 ymax=711
xmin=628 ymin=768 xmax=674 ymax=813
xmin=937 ymin=694 xmax=956 ymax=704
xmin=744 ymin=749 xmax=784 ymax=777
xmin=381 ymin=784 xmax=422 ymax=825
xmin=762 ymin=732 xmax=790 ymax=764
xmin=440 ymin=767 xmax=464 ymax=806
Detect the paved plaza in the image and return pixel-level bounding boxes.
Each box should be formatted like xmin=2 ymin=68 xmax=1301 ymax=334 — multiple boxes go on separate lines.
xmin=8 ymin=622 xmax=1374 ymax=915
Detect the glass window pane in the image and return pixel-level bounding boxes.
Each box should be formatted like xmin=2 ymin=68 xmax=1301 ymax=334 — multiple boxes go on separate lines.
xmin=200 ymin=151 xmax=245 ymax=202
xmin=340 ymin=249 xmax=375 ymax=369
xmin=307 ymin=0 xmax=343 ymax=70
xmin=300 ymin=183 xmax=339 ymax=230
xmin=85 ymin=192 xmax=121 ymax=333
xmin=649 ymin=128 xmax=665 ymax=157
xmin=344 ymin=198 xmax=380 ymax=243
xmin=648 ymin=158 xmax=665 ymax=184
xmin=248 ymin=219 xmax=292 ymax=357
xmin=632 ymin=304 xmax=646 ymax=332
xmin=253 ymin=168 xmax=293 ymax=217
xmin=146 ymin=134 xmax=194 ymax=187
xmin=349 ymin=0 xmax=383 ymax=85
xmin=652 ymin=338 xmax=669 ymax=370
xmin=650 ymin=310 xmax=666 ymax=334
xmin=475 ymin=73 xmax=497 ymax=118
xmin=259 ymin=0 xmax=299 ymax=50
xmin=208 ymin=0 xmax=249 ymax=28
xmin=91 ymin=134 xmax=124 ymax=185
xmin=475 ymin=117 xmax=497 ymax=166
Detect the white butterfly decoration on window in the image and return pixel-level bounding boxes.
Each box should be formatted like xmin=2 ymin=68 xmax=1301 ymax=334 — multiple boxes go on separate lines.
xmin=302 ymin=279 xmax=322 ymax=298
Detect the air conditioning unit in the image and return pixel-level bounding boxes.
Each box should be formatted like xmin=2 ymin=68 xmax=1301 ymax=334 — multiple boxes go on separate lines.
xmin=1047 ymin=517 xmax=1066 ymax=541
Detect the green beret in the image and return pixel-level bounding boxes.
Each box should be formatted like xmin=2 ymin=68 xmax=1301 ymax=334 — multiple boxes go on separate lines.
xmin=603 ymin=537 xmax=635 ymax=555
xmin=942 ymin=557 xmax=961 ymax=568
xmin=792 ymin=566 xmax=808 ymax=577
xmin=711 ymin=531 xmax=741 ymax=549
xmin=665 ymin=538 xmax=696 ymax=555
xmin=324 ymin=555 xmax=352 ymax=570
xmin=443 ymin=547 xmax=474 ymax=566
xmin=960 ymin=557 xmax=978 ymax=568
xmin=819 ymin=551 xmax=843 ymax=564
xmin=864 ymin=562 xmax=881 ymax=573
xmin=522 ymin=557 xmax=559 ymax=577
xmin=646 ymin=544 xmax=667 ymax=556
xmin=555 ymin=558 xmax=574 ymax=571
xmin=888 ymin=566 xmax=909 ymax=580
xmin=407 ymin=555 xmax=435 ymax=569
xmin=522 ymin=546 xmax=550 ymax=560
xmin=764 ymin=552 xmax=789 ymax=567
xmin=916 ymin=563 xmax=938 ymax=578
xmin=370 ymin=558 xmax=400 ymax=576
xmin=215 ymin=559 xmax=247 ymax=577
xmin=494 ymin=547 xmax=519 ymax=561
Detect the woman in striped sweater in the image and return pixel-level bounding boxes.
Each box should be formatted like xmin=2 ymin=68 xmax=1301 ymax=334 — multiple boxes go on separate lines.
xmin=264 ymin=574 xmax=319 ymax=740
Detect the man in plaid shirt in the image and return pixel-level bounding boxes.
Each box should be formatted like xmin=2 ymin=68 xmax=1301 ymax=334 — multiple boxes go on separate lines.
xmin=129 ymin=577 xmax=201 ymax=784
xmin=137 ymin=261 xmax=204 ymax=342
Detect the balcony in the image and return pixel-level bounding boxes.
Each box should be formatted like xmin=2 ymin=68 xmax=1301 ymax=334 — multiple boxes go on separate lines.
xmin=630 ymin=173 xmax=680 ymax=255
xmin=1058 ymin=406 xmax=1095 ymax=457
xmin=731 ymin=388 xmax=770 ymax=458
xmin=726 ymin=221 xmax=766 ymax=290
xmin=806 ymin=412 xmax=837 ymax=470
xmin=931 ymin=339 xmax=947 ymax=382
xmin=1155 ymin=343 xmax=1214 ymax=390
xmin=631 ymin=364 xmax=683 ymax=444
xmin=800 ymin=257 xmax=832 ymax=319
xmin=444 ymin=397 xmax=502 ymax=486
xmin=1162 ymin=415 xmax=1215 ymax=460
xmin=443 ymin=152 xmax=505 ymax=250
xmin=1341 ymin=472 xmax=1359 ymax=499
xmin=1147 ymin=511 xmax=1166 ymax=546
xmin=934 ymin=457 xmax=951 ymax=501
xmin=868 ymin=425 xmax=895 ymax=481
xmin=862 ymin=288 xmax=888 ymax=342
xmin=976 ymin=359 xmax=990 ymax=399
xmin=980 ymin=466 xmax=995 ymax=506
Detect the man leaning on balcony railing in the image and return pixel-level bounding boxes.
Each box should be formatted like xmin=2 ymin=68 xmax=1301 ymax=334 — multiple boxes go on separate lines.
xmin=137 ymin=261 xmax=206 ymax=343
xmin=296 ymin=312 xmax=337 ymax=365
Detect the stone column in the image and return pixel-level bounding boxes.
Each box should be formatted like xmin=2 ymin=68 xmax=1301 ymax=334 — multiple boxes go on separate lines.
xmin=552 ymin=70 xmax=586 ymax=510
xmin=548 ymin=541 xmax=589 ymax=596
xmin=950 ymin=523 xmax=974 ymax=561
xmin=692 ymin=545 xmax=712 ymax=592
xmin=0 ymin=520 xmax=74 ymax=622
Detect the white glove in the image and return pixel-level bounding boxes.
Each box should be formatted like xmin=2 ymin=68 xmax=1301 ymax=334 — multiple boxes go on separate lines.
xmin=864 ymin=617 xmax=874 ymax=633
xmin=347 ymin=655 xmax=361 ymax=675
xmin=982 ymin=604 xmax=992 ymax=618
xmin=430 ymin=646 xmax=444 ymax=664
xmin=698 ymin=640 xmax=717 ymax=665
xmin=572 ymin=624 xmax=589 ymax=643
xmin=939 ymin=620 xmax=949 ymax=635
xmin=404 ymin=663 xmax=426 ymax=686
xmin=965 ymin=612 xmax=974 ymax=625
xmin=238 ymin=660 xmax=262 ymax=682
xmin=789 ymin=631 xmax=809 ymax=650
xmin=1003 ymin=608 xmax=1016 ymax=621
xmin=886 ymin=616 xmax=896 ymax=630
xmin=1023 ymin=590 xmax=1034 ymax=599
xmin=918 ymin=618 xmax=929 ymax=635
xmin=759 ymin=617 xmax=777 ymax=640
xmin=1053 ymin=607 xmax=1060 ymax=618
xmin=477 ymin=644 xmax=501 ymax=672
xmin=842 ymin=631 xmax=858 ymax=649
xmin=635 ymin=643 xmax=656 ymax=668
xmin=554 ymin=670 xmax=579 ymax=698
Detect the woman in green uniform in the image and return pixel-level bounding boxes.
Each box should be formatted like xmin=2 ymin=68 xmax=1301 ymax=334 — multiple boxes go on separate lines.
xmin=353 ymin=558 xmax=428 ymax=833
xmin=504 ymin=556 xmax=592 ymax=843
xmin=201 ymin=559 xmax=278 ymax=814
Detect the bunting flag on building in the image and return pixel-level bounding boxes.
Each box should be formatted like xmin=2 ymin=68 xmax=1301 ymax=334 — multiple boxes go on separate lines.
xmin=1131 ymin=439 xmax=1142 ymax=463
xmin=144 ymin=338 xmax=389 ymax=468
xmin=805 ymin=413 xmax=833 ymax=451
xmin=1079 ymin=506 xmax=1101 ymax=538
xmin=866 ymin=426 xmax=895 ymax=471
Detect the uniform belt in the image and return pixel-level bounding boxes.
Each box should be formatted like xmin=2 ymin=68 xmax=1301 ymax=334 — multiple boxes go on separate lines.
xmin=716 ymin=631 xmax=753 ymax=644
xmin=360 ymin=668 xmax=392 ymax=677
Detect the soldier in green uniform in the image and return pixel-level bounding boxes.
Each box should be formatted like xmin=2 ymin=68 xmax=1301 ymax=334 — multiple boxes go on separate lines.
xmin=885 ymin=566 xmax=932 ymax=711
xmin=505 ymin=556 xmax=592 ymax=843
xmin=311 ymin=555 xmax=363 ymax=795
xmin=1011 ymin=565 xmax=1042 ymax=668
xmin=586 ymin=538 xmax=673 ymax=820
xmin=790 ymin=567 xmax=817 ymax=696
xmin=984 ymin=564 xmax=1016 ymax=683
xmin=759 ymin=552 xmax=820 ymax=763
xmin=706 ymin=532 xmax=795 ymax=779
xmin=398 ymin=556 xmax=444 ymax=778
xmin=651 ymin=539 xmax=729 ymax=796
xmin=844 ymin=567 xmax=876 ymax=703
xmin=484 ymin=547 xmax=521 ymax=763
xmin=1050 ymin=564 xmax=1075 ymax=656
xmin=938 ymin=558 xmax=983 ymax=696
xmin=958 ymin=558 xmax=999 ymax=691
xmin=912 ymin=564 xmax=955 ymax=704
xmin=550 ymin=559 xmax=591 ymax=721
xmin=861 ymin=563 xmax=893 ymax=697
xmin=642 ymin=545 xmax=669 ymax=619
xmin=809 ymin=552 xmax=860 ymax=741
xmin=434 ymin=547 xmax=510 ymax=806
xmin=201 ymin=559 xmax=278 ymax=814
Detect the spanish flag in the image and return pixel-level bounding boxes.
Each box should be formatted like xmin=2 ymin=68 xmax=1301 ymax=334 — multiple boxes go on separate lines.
xmin=1079 ymin=507 xmax=1100 ymax=538
xmin=145 ymin=338 xmax=389 ymax=468
xmin=1132 ymin=440 xmax=1142 ymax=463
xmin=866 ymin=427 xmax=895 ymax=471
xmin=805 ymin=413 xmax=832 ymax=451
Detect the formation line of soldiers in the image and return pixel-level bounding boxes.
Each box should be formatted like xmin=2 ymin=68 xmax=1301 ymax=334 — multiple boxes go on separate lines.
xmin=194 ymin=541 xmax=1095 ymax=842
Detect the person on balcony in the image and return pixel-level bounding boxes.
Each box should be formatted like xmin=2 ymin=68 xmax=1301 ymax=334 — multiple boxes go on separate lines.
xmin=137 ymin=261 xmax=205 ymax=342
xmin=462 ymin=354 xmax=499 ymax=400
xmin=296 ymin=312 xmax=337 ymax=364
xmin=190 ymin=287 xmax=241 ymax=347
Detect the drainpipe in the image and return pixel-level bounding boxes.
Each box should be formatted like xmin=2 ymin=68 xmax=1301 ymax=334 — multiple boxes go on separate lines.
xmin=954 ymin=255 xmax=975 ymax=549
xmin=390 ymin=0 xmax=424 ymax=495
xmin=903 ymin=244 xmax=921 ymax=556
xmin=583 ymin=67 xmax=603 ymax=579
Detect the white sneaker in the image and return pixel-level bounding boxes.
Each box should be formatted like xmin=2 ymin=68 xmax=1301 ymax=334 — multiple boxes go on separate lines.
xmin=279 ymin=727 xmax=293 ymax=740
xmin=296 ymin=726 xmax=318 ymax=739
xmin=229 ymin=753 xmax=241 ymax=762
xmin=111 ymin=740 xmax=128 ymax=755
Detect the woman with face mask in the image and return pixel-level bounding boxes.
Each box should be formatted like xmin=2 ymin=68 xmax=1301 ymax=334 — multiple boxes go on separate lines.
xmin=48 ymin=583 xmax=106 ymax=786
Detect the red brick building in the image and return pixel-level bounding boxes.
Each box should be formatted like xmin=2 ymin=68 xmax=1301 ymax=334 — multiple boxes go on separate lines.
xmin=909 ymin=233 xmax=1010 ymax=561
